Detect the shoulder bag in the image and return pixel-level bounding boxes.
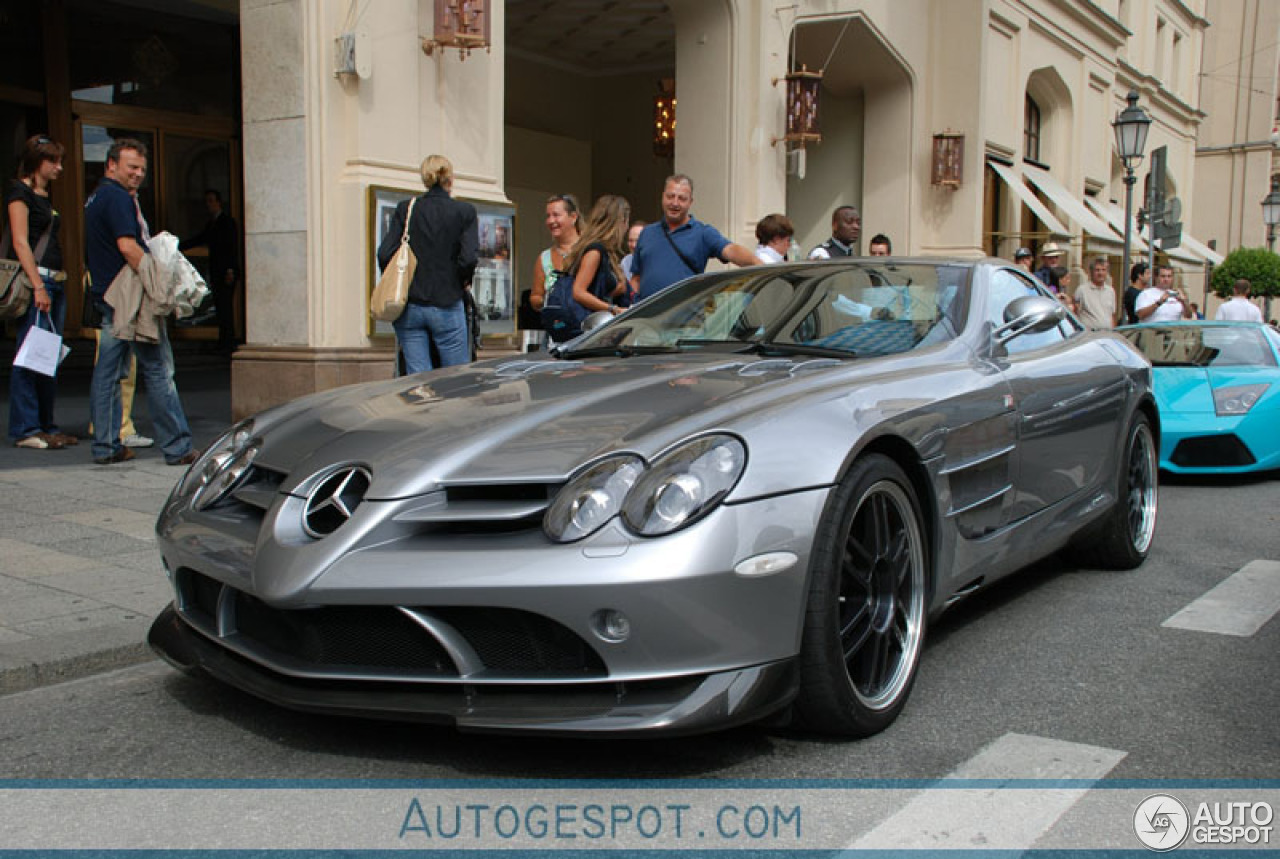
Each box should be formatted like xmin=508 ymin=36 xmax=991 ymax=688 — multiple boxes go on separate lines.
xmin=0 ymin=216 xmax=55 ymax=320
xmin=370 ymin=198 xmax=418 ymax=322
xmin=661 ymin=222 xmax=702 ymax=276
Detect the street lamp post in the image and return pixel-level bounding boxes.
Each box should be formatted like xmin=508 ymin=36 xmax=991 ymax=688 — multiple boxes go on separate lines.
xmin=1261 ymin=177 xmax=1280 ymax=319
xmin=1261 ymin=177 xmax=1280 ymax=252
xmin=1113 ymin=91 xmax=1151 ymax=293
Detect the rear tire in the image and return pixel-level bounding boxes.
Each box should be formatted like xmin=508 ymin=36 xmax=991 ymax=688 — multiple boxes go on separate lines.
xmin=793 ymin=454 xmax=928 ymax=737
xmin=1073 ymin=411 xmax=1158 ymax=570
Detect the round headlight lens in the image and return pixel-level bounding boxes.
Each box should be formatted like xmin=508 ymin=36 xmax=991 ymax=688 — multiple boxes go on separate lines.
xmin=178 ymin=419 xmax=256 ymax=502
xmin=622 ymin=435 xmax=746 ymax=536
xmin=192 ymin=442 xmax=259 ymax=510
xmin=544 ymin=455 xmax=645 ymax=542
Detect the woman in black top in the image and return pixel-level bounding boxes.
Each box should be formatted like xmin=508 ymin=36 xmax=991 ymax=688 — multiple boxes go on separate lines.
xmin=376 ymin=154 xmax=478 ymax=375
xmin=564 ymin=195 xmax=631 ymax=316
xmin=5 ymin=135 xmax=75 ymax=450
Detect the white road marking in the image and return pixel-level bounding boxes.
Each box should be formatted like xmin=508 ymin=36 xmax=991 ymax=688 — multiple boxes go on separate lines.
xmin=849 ymin=733 xmax=1127 ymax=850
xmin=1162 ymin=559 xmax=1280 ymax=637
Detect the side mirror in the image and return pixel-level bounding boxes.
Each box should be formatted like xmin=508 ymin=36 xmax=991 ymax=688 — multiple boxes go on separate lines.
xmin=993 ymin=295 xmax=1065 ymax=345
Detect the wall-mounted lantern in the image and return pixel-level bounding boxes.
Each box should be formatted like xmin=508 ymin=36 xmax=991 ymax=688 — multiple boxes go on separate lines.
xmin=421 ymin=0 xmax=490 ymax=60
xmin=653 ymin=80 xmax=676 ymax=158
xmin=773 ymin=66 xmax=822 ymax=149
xmin=931 ymin=131 xmax=964 ymax=188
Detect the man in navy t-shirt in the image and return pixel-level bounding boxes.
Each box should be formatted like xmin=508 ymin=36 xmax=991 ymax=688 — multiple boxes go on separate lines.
xmin=629 ymin=175 xmax=757 ymax=302
xmin=85 ymin=138 xmax=194 ymax=466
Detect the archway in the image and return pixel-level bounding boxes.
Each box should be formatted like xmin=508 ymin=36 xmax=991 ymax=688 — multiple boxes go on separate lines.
xmin=785 ymin=16 xmax=913 ymax=256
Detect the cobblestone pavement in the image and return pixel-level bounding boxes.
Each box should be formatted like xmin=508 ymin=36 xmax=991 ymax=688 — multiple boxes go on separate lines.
xmin=0 ymin=348 xmax=232 ymax=693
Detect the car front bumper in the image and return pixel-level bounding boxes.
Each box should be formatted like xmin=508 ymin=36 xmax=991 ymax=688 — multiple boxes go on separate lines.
xmin=150 ymin=486 xmax=831 ymax=735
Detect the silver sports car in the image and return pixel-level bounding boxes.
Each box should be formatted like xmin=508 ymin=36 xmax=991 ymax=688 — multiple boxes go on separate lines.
xmin=149 ymin=258 xmax=1158 ymax=737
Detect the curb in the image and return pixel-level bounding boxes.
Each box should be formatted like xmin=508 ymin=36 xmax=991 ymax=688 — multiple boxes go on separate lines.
xmin=0 ymin=619 xmax=156 ymax=696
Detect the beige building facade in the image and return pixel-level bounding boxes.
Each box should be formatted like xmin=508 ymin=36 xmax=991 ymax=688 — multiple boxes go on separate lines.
xmin=227 ymin=0 xmax=1228 ymax=415
xmin=1 ymin=0 xmax=1236 ymax=413
xmin=1193 ymin=0 xmax=1280 ymax=264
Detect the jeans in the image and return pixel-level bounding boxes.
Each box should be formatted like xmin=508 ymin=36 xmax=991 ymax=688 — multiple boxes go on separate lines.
xmin=393 ymin=300 xmax=470 ymax=374
xmin=7 ymin=276 xmax=65 ymax=441
xmin=89 ymin=302 xmax=193 ymax=461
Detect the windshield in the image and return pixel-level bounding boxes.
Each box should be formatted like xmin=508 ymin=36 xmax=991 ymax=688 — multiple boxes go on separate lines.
xmin=565 ymin=262 xmax=971 ymax=358
xmin=1118 ymin=325 xmax=1277 ymax=367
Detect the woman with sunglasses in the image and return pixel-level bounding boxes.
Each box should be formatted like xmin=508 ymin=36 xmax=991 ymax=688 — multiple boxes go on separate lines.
xmin=529 ymin=194 xmax=581 ymax=313
xmin=5 ymin=134 xmax=76 ymax=450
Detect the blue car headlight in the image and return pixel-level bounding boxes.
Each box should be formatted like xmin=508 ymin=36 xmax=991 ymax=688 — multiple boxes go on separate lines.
xmin=544 ymin=455 xmax=645 ymax=543
xmin=622 ymin=434 xmax=746 ymax=537
xmin=178 ymin=419 xmax=258 ymax=510
xmin=1213 ymin=383 xmax=1269 ymax=416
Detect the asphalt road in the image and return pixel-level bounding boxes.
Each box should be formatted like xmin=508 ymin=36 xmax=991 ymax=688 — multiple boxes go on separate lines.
xmin=1 ymin=474 xmax=1276 ymax=782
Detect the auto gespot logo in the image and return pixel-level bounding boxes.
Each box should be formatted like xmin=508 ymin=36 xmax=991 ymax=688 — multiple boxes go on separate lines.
xmin=1134 ymin=794 xmax=1274 ymax=851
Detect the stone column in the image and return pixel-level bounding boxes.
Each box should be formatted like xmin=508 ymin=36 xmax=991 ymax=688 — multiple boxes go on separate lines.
xmin=233 ymin=0 xmax=507 ymax=420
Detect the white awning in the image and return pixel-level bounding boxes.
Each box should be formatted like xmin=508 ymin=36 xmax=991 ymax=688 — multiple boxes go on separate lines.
xmin=1176 ymin=232 xmax=1225 ymax=266
xmin=987 ymin=160 xmax=1069 ymax=236
xmin=1020 ymin=163 xmax=1121 ymax=240
xmin=1084 ymin=197 xmax=1148 ymax=253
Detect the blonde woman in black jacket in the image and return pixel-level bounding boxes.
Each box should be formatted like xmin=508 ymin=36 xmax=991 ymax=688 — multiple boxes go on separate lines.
xmin=377 ymin=155 xmax=478 ymax=374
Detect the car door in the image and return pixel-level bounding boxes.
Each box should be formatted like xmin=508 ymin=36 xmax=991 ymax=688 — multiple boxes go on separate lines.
xmin=983 ymin=269 xmax=1128 ymax=522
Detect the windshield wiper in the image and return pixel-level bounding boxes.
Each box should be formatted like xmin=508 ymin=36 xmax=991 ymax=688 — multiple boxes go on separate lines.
xmin=736 ymin=341 xmax=856 ymax=359
xmin=561 ymin=344 xmax=685 ymax=359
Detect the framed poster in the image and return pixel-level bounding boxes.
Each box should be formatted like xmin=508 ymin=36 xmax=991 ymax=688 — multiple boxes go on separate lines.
xmin=367 ymin=184 xmax=418 ymax=338
xmin=366 ymin=187 xmax=516 ymax=342
xmin=468 ymin=199 xmax=516 ymax=339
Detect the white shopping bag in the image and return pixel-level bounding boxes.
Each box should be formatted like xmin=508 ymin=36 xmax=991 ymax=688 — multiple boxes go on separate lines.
xmin=13 ymin=312 xmax=62 ymax=377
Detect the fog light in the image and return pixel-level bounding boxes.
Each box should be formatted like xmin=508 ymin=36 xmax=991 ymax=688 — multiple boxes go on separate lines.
xmin=592 ymin=609 xmax=631 ymax=643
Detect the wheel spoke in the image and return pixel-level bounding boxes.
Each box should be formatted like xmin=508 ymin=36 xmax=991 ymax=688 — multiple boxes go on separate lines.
xmin=840 ymin=603 xmax=872 ymax=662
xmin=871 ymin=493 xmax=892 ymax=556
xmin=843 ymin=538 xmax=875 ymax=583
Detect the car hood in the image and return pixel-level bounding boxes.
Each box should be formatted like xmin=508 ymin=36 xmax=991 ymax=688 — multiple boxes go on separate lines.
xmin=1153 ymin=365 xmax=1275 ymax=414
xmin=254 ymin=354 xmax=851 ymax=499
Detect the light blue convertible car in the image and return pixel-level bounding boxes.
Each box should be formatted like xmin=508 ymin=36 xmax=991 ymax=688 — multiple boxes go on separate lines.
xmin=1117 ymin=321 xmax=1280 ymax=474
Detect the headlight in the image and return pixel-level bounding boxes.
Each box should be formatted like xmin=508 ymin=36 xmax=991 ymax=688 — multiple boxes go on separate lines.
xmin=178 ymin=419 xmax=257 ymax=508
xmin=1213 ymin=383 xmax=1269 ymax=416
xmin=544 ymin=455 xmax=644 ymax=542
xmin=622 ymin=434 xmax=746 ymax=537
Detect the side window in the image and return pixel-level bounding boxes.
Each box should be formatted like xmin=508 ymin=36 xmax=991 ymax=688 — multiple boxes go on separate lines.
xmin=987 ymin=269 xmax=1066 ymax=353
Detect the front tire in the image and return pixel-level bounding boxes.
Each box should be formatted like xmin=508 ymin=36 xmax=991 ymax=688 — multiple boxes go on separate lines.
xmin=794 ymin=454 xmax=928 ymax=737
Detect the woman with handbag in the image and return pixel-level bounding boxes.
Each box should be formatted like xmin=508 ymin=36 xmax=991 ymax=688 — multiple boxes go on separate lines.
xmin=5 ymin=134 xmax=76 ymax=450
xmin=542 ymin=195 xmax=630 ymax=342
xmin=376 ymin=154 xmax=478 ymax=375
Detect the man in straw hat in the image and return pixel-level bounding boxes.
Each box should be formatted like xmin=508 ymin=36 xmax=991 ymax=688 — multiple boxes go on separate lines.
xmin=1034 ymin=242 xmax=1065 ymax=288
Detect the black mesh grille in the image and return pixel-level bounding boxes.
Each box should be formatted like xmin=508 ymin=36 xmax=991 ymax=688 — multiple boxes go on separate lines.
xmin=1170 ymin=434 xmax=1255 ymax=468
xmin=174 ymin=571 xmax=605 ymax=679
xmin=432 ymin=607 xmax=606 ymax=676
xmin=232 ymin=594 xmax=458 ymax=675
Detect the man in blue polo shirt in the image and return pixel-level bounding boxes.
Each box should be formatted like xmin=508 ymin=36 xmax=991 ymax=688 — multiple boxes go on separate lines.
xmin=85 ymin=138 xmax=194 ymax=466
xmin=629 ymin=174 xmax=757 ymax=302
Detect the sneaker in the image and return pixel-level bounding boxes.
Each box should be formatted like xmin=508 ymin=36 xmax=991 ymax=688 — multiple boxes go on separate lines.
xmin=93 ymin=447 xmax=137 ymax=465
xmin=122 ymin=433 xmax=154 ymax=448
xmin=15 ymin=434 xmax=63 ymax=450
xmin=166 ymin=450 xmax=199 ymax=466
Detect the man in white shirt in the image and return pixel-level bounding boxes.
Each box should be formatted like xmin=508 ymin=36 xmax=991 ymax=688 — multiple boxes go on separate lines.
xmin=1214 ymin=279 xmax=1265 ymax=323
xmin=1073 ymin=256 xmax=1117 ymax=329
xmin=1135 ymin=265 xmax=1192 ymax=322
